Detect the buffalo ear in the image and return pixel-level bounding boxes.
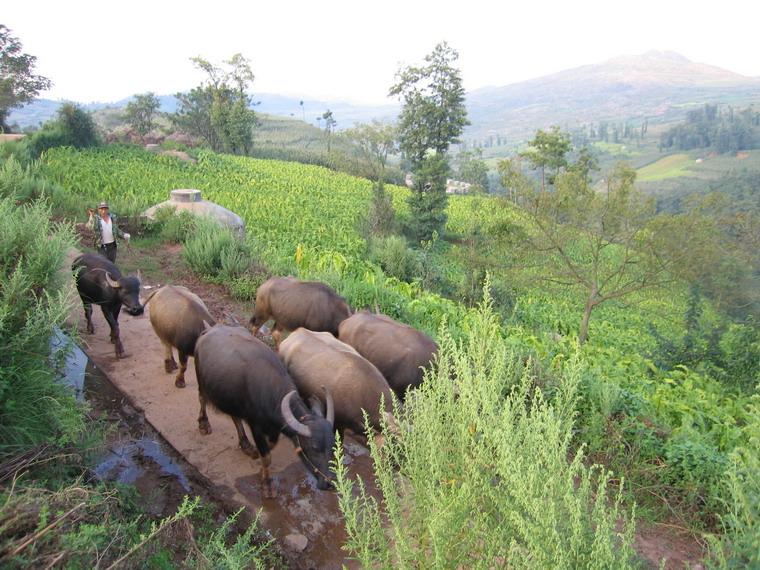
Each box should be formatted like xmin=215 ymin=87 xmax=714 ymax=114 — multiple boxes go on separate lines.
xmin=307 ymin=396 xmax=324 ymax=416
xmin=105 ymin=272 xmax=121 ymax=289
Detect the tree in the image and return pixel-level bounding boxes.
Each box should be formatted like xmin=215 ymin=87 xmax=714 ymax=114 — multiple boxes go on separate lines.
xmin=124 ymin=92 xmax=161 ymax=136
xmin=343 ymin=120 xmax=398 ymax=182
xmin=456 ymin=149 xmax=489 ymax=192
xmin=0 ymin=25 xmax=52 ymax=132
xmin=519 ymin=126 xmax=572 ymax=191
xmin=29 ymin=102 xmax=99 ymax=156
xmin=502 ymin=160 xmax=715 ymax=344
xmin=389 ymin=41 xmax=469 ymax=242
xmin=321 ymin=109 xmax=336 ymax=153
xmin=172 ymin=54 xmax=257 ymax=154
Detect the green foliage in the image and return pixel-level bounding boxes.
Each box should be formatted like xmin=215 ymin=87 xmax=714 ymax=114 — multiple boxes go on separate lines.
xmin=368 ymin=235 xmax=421 ymax=283
xmin=124 ymin=92 xmax=161 ymax=136
xmin=455 ymin=149 xmax=490 ymax=192
xmin=152 ymin=206 xmax=199 ymax=243
xmin=390 ymin=41 xmax=469 ymax=167
xmin=390 ymin=41 xmax=468 ymax=241
xmin=709 ymin=398 xmax=760 ymax=567
xmin=173 ymin=54 xmax=257 ymax=155
xmin=188 ymin=508 xmax=277 ymax=569
xmin=406 ymin=153 xmax=449 ymax=242
xmin=0 ymin=196 xmax=84 ymax=452
xmin=335 ymin=291 xmax=636 ymax=568
xmin=520 ymin=126 xmax=572 ymax=189
xmin=0 ymin=25 xmax=52 ymax=131
xmin=182 ymin=218 xmax=253 ymax=279
xmin=342 ymin=120 xmax=398 ymax=182
xmin=660 ymin=103 xmax=760 ymax=153
xmin=28 ymin=103 xmax=100 ymax=157
xmin=361 ymin=180 xmax=397 ymax=238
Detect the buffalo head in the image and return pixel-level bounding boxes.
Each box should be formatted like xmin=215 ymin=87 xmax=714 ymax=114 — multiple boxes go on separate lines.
xmin=281 ymin=389 xmax=336 ymax=490
xmin=105 ymin=272 xmax=144 ymax=316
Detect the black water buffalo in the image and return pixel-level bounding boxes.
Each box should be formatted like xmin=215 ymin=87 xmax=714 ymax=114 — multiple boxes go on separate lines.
xmin=339 ymin=311 xmax=438 ymax=400
xmin=279 ymin=328 xmax=394 ymax=442
xmin=148 ymin=285 xmax=215 ymax=388
xmin=72 ymin=253 xmax=143 ymax=358
xmin=249 ymin=276 xmax=351 ymax=348
xmin=194 ymin=324 xmax=335 ymax=498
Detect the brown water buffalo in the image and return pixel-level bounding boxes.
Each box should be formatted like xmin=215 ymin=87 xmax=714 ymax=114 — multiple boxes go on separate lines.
xmin=279 ymin=328 xmax=394 ymax=442
xmin=248 ymin=277 xmax=351 ymax=348
xmin=148 ymin=285 xmax=215 ymax=388
xmin=339 ymin=312 xmax=438 ymax=400
xmin=194 ymin=324 xmax=335 ymax=498
xmin=72 ymin=253 xmax=144 ymax=358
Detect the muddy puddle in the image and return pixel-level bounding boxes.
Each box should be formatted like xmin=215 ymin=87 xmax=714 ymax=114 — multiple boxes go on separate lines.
xmin=53 ymin=329 xmax=199 ymax=515
xmin=53 ymin=327 xmax=377 ymax=569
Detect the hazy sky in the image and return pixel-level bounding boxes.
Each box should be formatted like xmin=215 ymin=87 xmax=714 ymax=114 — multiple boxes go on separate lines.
xmin=5 ymin=0 xmax=759 ymax=104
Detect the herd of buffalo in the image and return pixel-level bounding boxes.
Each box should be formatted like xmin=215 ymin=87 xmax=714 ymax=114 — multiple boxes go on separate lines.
xmin=72 ymin=252 xmax=438 ymax=497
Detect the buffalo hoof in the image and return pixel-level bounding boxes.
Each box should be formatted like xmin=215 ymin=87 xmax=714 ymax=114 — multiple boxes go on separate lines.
xmin=199 ymin=419 xmax=212 ymax=435
xmin=174 ymin=377 xmax=186 ymax=389
xmin=240 ymin=440 xmax=260 ymax=459
xmin=262 ymin=480 xmax=276 ymax=499
xmin=164 ymin=359 xmax=178 ymax=373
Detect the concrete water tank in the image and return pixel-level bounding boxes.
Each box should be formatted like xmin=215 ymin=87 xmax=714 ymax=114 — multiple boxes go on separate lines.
xmin=143 ymin=189 xmax=245 ymax=237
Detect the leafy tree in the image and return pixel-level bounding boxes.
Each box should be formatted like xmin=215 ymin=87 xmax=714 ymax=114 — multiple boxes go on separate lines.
xmin=455 ymin=149 xmax=489 ymax=192
xmin=502 ymin=160 xmax=716 ymax=344
xmin=28 ymin=102 xmax=99 ymax=156
xmin=343 ymin=120 xmax=398 ymax=182
xmin=124 ymin=92 xmax=160 ymax=136
xmin=0 ymin=25 xmax=51 ymax=132
xmin=172 ymin=54 xmax=257 ymax=154
xmin=519 ymin=126 xmax=572 ymax=191
xmin=389 ymin=41 xmax=469 ymax=242
xmin=344 ymin=121 xmax=399 ymax=237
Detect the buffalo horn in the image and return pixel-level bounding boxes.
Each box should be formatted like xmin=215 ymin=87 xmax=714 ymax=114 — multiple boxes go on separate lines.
xmin=105 ymin=272 xmax=121 ymax=289
xmin=323 ymin=385 xmax=335 ymax=426
xmin=281 ymin=391 xmax=312 ymax=438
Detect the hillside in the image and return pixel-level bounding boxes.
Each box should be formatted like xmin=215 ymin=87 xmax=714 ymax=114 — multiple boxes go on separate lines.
xmin=464 ymin=51 xmax=760 ymax=144
xmin=10 ymin=51 xmax=759 ymax=148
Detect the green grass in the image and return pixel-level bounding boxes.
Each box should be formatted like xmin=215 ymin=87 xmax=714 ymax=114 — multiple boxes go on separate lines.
xmin=637 ymin=153 xmax=696 ymax=181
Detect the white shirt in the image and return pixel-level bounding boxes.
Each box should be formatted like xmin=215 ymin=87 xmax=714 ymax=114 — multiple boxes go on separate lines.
xmin=100 ymin=216 xmax=115 ymax=245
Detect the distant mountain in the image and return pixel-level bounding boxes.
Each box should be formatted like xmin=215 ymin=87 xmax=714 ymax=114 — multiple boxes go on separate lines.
xmin=8 ymin=51 xmax=760 ymax=145
xmin=8 ymin=93 xmax=398 ymax=131
xmin=464 ymin=51 xmax=760 ymax=143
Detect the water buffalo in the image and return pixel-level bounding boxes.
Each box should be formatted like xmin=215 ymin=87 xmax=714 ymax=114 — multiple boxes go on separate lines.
xmin=279 ymin=328 xmax=394 ymax=443
xmin=147 ymin=285 xmax=215 ymax=388
xmin=194 ymin=324 xmax=335 ymax=498
xmin=72 ymin=253 xmax=143 ymax=358
xmin=248 ymin=276 xmax=351 ymax=348
xmin=339 ymin=312 xmax=438 ymax=400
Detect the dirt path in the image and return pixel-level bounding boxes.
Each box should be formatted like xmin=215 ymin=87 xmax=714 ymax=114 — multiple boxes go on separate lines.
xmin=65 ymin=247 xmax=374 ymax=570
xmin=65 ymin=243 xmax=707 ymax=569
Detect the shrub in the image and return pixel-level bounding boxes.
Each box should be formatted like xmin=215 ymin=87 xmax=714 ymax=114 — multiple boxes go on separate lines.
xmin=368 ymin=235 xmax=421 ymax=283
xmin=335 ymin=289 xmax=636 ymax=568
xmin=0 ymin=196 xmax=84 ymax=452
xmin=709 ymin=398 xmax=760 ymax=568
xmin=152 ymin=206 xmax=198 ymax=243
xmin=182 ymin=218 xmax=252 ymax=279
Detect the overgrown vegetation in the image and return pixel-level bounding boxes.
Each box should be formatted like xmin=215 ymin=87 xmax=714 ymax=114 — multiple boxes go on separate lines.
xmin=336 ymin=292 xmax=636 ymax=568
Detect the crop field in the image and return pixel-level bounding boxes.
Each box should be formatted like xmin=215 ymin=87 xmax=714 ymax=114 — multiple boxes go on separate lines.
xmin=636 ymin=153 xmax=696 ymax=181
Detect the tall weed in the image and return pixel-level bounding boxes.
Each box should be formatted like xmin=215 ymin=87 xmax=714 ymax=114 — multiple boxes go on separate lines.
xmin=335 ymin=290 xmax=636 ymax=568
xmin=0 ymin=197 xmax=84 ymax=452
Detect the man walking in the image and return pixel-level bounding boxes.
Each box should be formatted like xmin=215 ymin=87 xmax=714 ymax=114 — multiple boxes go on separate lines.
xmin=86 ymin=202 xmax=130 ymax=263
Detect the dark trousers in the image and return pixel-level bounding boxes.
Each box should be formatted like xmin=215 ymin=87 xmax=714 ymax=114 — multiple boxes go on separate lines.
xmin=99 ymin=242 xmax=117 ymax=263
